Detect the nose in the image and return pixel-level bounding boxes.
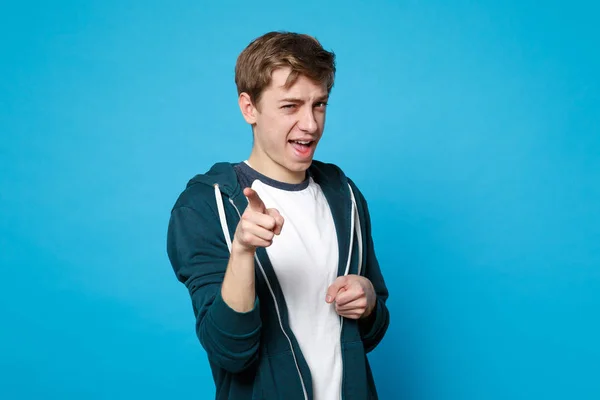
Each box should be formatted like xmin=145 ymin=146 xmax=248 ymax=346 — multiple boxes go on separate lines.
xmin=297 ymin=107 xmax=318 ymax=133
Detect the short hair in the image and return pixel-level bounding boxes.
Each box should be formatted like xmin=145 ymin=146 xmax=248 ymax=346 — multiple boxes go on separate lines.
xmin=235 ymin=31 xmax=336 ymax=105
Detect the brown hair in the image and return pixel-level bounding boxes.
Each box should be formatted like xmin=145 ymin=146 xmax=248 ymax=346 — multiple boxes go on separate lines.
xmin=235 ymin=31 xmax=336 ymax=105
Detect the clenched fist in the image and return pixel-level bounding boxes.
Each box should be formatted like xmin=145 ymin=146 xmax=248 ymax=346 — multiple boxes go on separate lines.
xmin=326 ymin=275 xmax=376 ymax=320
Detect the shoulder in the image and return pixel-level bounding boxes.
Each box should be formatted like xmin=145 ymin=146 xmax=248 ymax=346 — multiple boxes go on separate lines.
xmin=310 ymin=160 xmax=362 ymax=190
xmin=310 ymin=159 xmax=344 ymax=176
xmin=171 ymin=161 xmax=240 ymax=213
xmin=309 ymin=160 xmax=350 ymax=187
xmin=172 ymin=180 xmax=215 ymax=212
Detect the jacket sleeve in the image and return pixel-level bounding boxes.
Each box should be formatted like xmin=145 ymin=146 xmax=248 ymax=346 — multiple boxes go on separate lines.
xmin=350 ymin=180 xmax=391 ymax=353
xmin=167 ymin=204 xmax=261 ymax=373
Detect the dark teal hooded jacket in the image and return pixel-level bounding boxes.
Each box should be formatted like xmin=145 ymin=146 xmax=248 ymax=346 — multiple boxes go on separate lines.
xmin=167 ymin=160 xmax=390 ymax=399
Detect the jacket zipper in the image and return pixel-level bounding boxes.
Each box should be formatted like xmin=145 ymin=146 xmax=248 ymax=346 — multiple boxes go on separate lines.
xmin=229 ymin=198 xmax=309 ymax=400
xmin=339 ymin=189 xmax=357 ymax=400
xmin=339 ymin=184 xmax=364 ymax=400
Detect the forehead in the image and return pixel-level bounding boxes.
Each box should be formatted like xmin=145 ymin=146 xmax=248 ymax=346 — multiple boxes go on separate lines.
xmin=267 ymin=68 xmax=328 ymax=98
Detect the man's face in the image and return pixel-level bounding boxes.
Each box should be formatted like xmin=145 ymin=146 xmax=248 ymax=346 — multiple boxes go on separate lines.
xmin=241 ymin=67 xmax=329 ymax=182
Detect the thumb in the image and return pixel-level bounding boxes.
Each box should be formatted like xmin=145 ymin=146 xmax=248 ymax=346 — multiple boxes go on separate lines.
xmin=326 ymin=276 xmax=348 ymax=303
xmin=244 ymin=187 xmax=266 ymax=213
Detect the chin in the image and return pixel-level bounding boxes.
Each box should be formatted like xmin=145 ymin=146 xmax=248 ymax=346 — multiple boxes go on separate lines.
xmin=287 ymin=159 xmax=312 ymax=171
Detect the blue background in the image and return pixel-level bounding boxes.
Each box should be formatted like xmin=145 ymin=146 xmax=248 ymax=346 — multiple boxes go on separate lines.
xmin=1 ymin=1 xmax=599 ymax=399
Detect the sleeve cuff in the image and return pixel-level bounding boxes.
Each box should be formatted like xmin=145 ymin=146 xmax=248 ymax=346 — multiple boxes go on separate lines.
xmin=208 ymin=292 xmax=262 ymax=337
xmin=359 ymin=297 xmax=382 ymax=338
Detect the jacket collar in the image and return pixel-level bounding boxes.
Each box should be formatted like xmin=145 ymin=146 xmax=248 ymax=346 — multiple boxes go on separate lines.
xmin=190 ymin=160 xmax=355 ymax=277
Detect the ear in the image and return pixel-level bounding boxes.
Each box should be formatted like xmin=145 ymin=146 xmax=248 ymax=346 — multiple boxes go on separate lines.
xmin=238 ymin=92 xmax=257 ymax=125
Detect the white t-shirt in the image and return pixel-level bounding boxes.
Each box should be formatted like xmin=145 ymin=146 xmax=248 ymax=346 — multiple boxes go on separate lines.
xmin=235 ymin=161 xmax=342 ymax=400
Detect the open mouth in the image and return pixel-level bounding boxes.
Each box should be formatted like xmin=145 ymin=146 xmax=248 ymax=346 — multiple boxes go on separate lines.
xmin=289 ymin=139 xmax=314 ymax=147
xmin=288 ymin=140 xmax=315 ymax=158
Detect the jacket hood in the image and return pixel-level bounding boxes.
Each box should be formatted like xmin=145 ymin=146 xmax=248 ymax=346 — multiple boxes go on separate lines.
xmin=186 ymin=162 xmax=242 ymax=198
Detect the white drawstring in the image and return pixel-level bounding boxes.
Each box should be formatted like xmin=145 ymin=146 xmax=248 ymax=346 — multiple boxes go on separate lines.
xmin=214 ymin=184 xmax=232 ymax=252
xmin=348 ymin=184 xmax=363 ymax=276
xmin=213 ymin=183 xmax=309 ymax=400
xmin=215 ymin=182 xmax=363 ymax=274
xmin=342 ymin=188 xmax=356 ymax=277
xmin=214 ymin=181 xmax=363 ymax=400
xmin=338 ymin=183 xmax=364 ymax=400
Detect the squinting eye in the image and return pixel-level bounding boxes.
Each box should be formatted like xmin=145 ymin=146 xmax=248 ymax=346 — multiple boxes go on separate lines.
xmin=282 ymin=104 xmax=296 ymax=109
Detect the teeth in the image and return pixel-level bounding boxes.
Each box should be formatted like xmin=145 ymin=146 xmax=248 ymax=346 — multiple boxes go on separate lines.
xmin=296 ymin=141 xmax=311 ymax=145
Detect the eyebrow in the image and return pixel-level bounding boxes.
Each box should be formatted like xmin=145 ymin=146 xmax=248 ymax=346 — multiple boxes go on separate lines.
xmin=279 ymin=96 xmax=329 ymax=103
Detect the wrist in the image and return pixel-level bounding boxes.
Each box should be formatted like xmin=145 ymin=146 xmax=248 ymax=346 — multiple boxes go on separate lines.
xmin=231 ymin=239 xmax=256 ymax=258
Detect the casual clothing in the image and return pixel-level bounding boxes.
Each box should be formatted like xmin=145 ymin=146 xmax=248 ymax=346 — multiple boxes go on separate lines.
xmin=235 ymin=161 xmax=342 ymax=400
xmin=167 ymin=160 xmax=390 ymax=400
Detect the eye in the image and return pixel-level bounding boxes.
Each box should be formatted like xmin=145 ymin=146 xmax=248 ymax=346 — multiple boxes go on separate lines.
xmin=281 ymin=104 xmax=296 ymax=109
xmin=315 ymin=102 xmax=328 ymax=108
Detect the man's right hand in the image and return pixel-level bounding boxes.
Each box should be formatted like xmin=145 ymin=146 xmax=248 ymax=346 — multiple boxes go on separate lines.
xmin=233 ymin=187 xmax=284 ymax=254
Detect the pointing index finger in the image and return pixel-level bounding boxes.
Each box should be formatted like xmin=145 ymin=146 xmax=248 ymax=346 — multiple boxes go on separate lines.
xmin=244 ymin=187 xmax=266 ymax=213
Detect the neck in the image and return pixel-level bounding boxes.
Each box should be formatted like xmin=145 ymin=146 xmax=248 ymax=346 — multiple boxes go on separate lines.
xmin=247 ymin=152 xmax=306 ymax=184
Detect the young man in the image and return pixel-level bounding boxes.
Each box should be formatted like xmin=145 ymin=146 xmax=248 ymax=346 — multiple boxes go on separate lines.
xmin=167 ymin=31 xmax=390 ymax=400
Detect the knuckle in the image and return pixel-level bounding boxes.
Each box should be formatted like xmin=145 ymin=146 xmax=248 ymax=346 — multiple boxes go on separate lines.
xmin=243 ymin=221 xmax=256 ymax=231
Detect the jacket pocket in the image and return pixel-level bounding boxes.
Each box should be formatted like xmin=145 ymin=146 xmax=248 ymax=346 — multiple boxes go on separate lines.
xmin=259 ymin=350 xmax=309 ymax=400
xmin=251 ymin=364 xmax=263 ymax=400
xmin=341 ymin=341 xmax=371 ymax=400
